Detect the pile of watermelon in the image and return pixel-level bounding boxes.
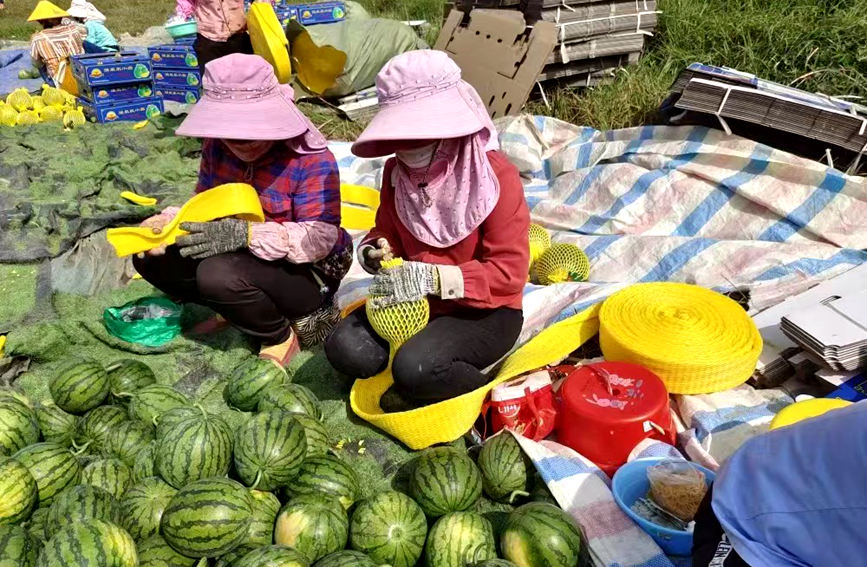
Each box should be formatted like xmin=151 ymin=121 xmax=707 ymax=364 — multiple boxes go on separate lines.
xmin=0 ymin=356 xmax=586 ymax=567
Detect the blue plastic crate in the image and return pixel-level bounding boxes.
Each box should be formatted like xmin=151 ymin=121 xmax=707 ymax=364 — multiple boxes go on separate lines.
xmin=148 ymin=44 xmax=199 ymax=70
xmin=79 ymin=82 xmax=155 ymax=103
xmin=295 ymin=1 xmax=346 ymax=25
xmin=79 ymin=97 xmax=164 ymax=123
xmin=155 ymin=86 xmax=201 ymax=105
xmin=72 ymin=52 xmax=152 ymax=86
xmin=153 ymin=69 xmax=201 ymax=88
xmin=173 ymin=34 xmax=197 ymax=45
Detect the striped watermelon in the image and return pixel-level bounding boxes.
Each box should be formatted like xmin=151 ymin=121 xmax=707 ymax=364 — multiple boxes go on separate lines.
xmin=425 ymin=512 xmax=497 ymax=567
xmin=349 ymin=490 xmax=427 ymax=567
xmin=234 ymin=410 xmax=307 ymax=491
xmin=233 ymin=545 xmax=311 ymax=567
xmin=81 ymin=458 xmax=133 ymax=499
xmin=286 ymin=455 xmax=360 ymax=510
xmin=0 ymin=388 xmax=32 ymax=408
xmin=137 ymin=535 xmax=197 ymax=567
xmin=128 ymin=385 xmax=190 ymax=426
xmin=246 ymin=489 xmax=282 ymax=546
xmin=501 ymin=503 xmax=583 ymax=567
xmin=0 ymin=524 xmax=37 ymax=567
xmin=74 ymin=405 xmax=128 ymax=452
xmin=471 ymin=561 xmax=518 ymax=567
xmin=529 ymin=475 xmax=556 ymax=505
xmin=155 ymin=410 xmax=232 ymax=489
xmin=258 ymin=383 xmax=321 ymax=420
xmin=46 ymin=484 xmax=120 ymax=539
xmin=224 ymin=358 xmax=288 ymax=412
xmin=49 ymin=359 xmax=110 ymax=415
xmin=478 ymin=433 xmax=531 ymax=503
xmin=36 ymin=518 xmax=137 ymax=567
xmin=35 ymin=401 xmax=77 ymax=447
xmin=315 ymin=551 xmax=378 ymax=567
xmin=0 ymin=398 xmax=39 ymax=456
xmin=13 ymin=442 xmax=81 ymax=506
xmin=107 ymin=420 xmax=155 ymax=466
xmin=0 ymin=457 xmax=37 ymax=525
xmin=155 ymin=406 xmax=200 ymax=440
xmin=120 ymin=476 xmax=177 ymax=541
xmin=132 ymin=441 xmax=157 ymax=482
xmin=106 ymin=360 xmax=157 ymax=403
xmin=293 ymin=413 xmax=330 ymax=458
xmin=410 ymin=447 xmax=482 ymax=518
xmin=24 ymin=507 xmax=49 ymax=543
xmin=212 ymin=545 xmax=258 ymax=567
xmin=274 ymin=494 xmax=349 ymax=562
xmin=160 ymin=477 xmax=253 ymax=558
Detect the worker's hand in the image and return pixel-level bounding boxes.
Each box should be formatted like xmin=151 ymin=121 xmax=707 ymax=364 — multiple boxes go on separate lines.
xmin=369 ymin=261 xmax=440 ymax=308
xmin=362 ymin=238 xmax=393 ymax=272
xmin=138 ymin=215 xmax=171 ymax=258
xmin=176 ymin=219 xmax=250 ymax=260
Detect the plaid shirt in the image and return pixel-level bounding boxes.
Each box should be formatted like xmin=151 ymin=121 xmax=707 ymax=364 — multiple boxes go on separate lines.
xmin=197 ymin=139 xmax=351 ymax=255
xmin=30 ymin=24 xmax=86 ymax=77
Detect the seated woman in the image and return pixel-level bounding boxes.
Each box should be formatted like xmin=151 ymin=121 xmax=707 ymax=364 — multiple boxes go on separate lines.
xmin=134 ymin=54 xmax=352 ymax=367
xmin=28 ymin=1 xmax=86 ymax=84
xmin=325 ymin=50 xmax=530 ymax=408
xmin=66 ymin=0 xmax=119 ymax=53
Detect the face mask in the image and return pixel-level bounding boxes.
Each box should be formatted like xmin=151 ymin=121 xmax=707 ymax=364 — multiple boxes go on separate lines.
xmin=224 ymin=140 xmax=275 ymax=162
xmin=396 ymin=142 xmax=439 ymax=169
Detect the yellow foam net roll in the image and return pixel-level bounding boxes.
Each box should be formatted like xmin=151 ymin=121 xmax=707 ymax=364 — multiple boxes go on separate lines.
xmin=599 ymin=282 xmax=762 ymax=395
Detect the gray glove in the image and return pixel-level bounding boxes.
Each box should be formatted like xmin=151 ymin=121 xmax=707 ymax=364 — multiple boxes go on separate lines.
xmin=176 ymin=219 xmax=249 ymax=259
xmin=369 ymin=261 xmax=440 ymax=308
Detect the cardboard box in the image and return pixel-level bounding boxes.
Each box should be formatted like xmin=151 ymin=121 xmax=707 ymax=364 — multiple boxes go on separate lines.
xmin=79 ymin=82 xmax=156 ymax=103
xmin=148 ymin=45 xmax=199 ymax=70
xmin=155 ymin=86 xmax=201 ymax=105
xmin=295 ymin=1 xmax=346 ymax=25
xmin=79 ymin=97 xmax=164 ymax=123
xmin=72 ymin=52 xmax=152 ymax=86
xmin=434 ymin=9 xmax=557 ymax=119
xmin=276 ymin=6 xmax=299 ymax=27
xmin=153 ymin=69 xmax=202 ymax=88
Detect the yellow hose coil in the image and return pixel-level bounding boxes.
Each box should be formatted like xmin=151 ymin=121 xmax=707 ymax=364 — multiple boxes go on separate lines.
xmin=599 ymin=283 xmax=762 ymax=395
xmin=6 ymin=89 xmax=32 ymax=112
xmin=0 ymin=106 xmax=18 ymax=126
xmin=365 ymin=258 xmax=430 ymax=351
xmin=38 ymin=106 xmax=63 ymax=122
xmin=15 ymin=110 xmax=39 ymax=126
xmin=535 ymin=243 xmax=590 ymax=285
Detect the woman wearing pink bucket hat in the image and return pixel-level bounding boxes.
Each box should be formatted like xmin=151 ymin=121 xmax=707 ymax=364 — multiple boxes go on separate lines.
xmin=326 ymin=50 xmax=530 ymax=410
xmin=134 ymin=54 xmax=352 ymax=367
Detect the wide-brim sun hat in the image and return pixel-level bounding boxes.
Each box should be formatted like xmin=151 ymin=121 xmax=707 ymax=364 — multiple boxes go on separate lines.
xmin=66 ymin=0 xmax=106 ymax=22
xmin=176 ymin=53 xmax=311 ymax=141
xmin=351 ymin=49 xmax=493 ymax=158
xmin=28 ymin=0 xmax=69 ymax=22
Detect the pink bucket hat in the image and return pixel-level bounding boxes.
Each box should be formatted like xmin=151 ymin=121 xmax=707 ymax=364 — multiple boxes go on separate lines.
xmin=351 ymin=50 xmax=496 ymax=158
xmin=177 ymin=54 xmax=324 ymax=145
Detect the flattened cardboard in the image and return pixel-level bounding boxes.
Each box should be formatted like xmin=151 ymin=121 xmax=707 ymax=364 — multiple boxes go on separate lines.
xmin=434 ymin=8 xmax=557 ymax=119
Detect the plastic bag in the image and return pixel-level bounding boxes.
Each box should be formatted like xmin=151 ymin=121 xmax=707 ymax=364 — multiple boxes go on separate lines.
xmin=103 ymin=297 xmax=182 ymax=347
xmin=647 ymin=459 xmax=707 ymax=522
xmin=489 ymin=370 xmax=558 ymax=440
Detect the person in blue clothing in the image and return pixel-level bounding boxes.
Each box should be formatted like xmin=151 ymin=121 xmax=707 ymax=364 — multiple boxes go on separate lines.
xmin=66 ymin=0 xmax=118 ymax=52
xmin=692 ymin=401 xmax=866 ymax=566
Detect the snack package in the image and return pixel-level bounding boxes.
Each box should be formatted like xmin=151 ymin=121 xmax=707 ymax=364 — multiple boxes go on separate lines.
xmin=647 ymin=459 xmax=708 ymax=522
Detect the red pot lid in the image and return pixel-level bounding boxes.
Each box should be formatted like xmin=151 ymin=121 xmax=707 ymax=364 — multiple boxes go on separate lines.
xmin=559 ymin=362 xmax=671 ymax=423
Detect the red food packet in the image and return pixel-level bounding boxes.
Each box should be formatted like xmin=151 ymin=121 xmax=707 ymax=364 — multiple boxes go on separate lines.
xmin=489 ymin=370 xmax=558 ymax=440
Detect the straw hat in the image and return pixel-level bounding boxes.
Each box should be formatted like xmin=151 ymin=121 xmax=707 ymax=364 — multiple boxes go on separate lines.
xmin=28 ymin=0 xmax=70 ymax=22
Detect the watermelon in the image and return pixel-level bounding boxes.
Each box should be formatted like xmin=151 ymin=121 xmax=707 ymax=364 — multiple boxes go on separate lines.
xmin=128 ymin=385 xmax=190 ymax=426
xmin=46 ymin=484 xmax=120 ymax=539
xmin=478 ymin=433 xmax=531 ymax=503
xmin=349 ymin=490 xmax=427 ymax=567
xmin=35 ymin=401 xmax=77 ymax=447
xmin=410 ymin=447 xmax=482 ymax=518
xmin=25 ymin=507 xmax=49 ymax=543
xmin=49 ymin=359 xmax=110 ymax=414
xmin=137 ymin=535 xmax=197 ymax=567
xmin=224 ymin=358 xmax=288 ymax=412
xmin=471 ymin=561 xmax=518 ymax=567
xmin=315 ymin=551 xmax=378 ymax=567
xmin=213 ymin=545 xmax=258 ymax=567
xmin=155 ymin=406 xmax=200 ymax=439
xmin=81 ymin=458 xmax=134 ymax=499
xmin=246 ymin=489 xmax=282 ymax=546
xmin=0 ymin=524 xmax=37 ymax=567
xmin=274 ymin=494 xmax=348 ymax=562
xmin=232 ymin=545 xmax=311 ymax=567
xmin=529 ymin=476 xmax=556 ymax=505
xmin=0 ymin=457 xmax=37 ymax=525
xmin=155 ymin=410 xmax=233 ymax=489
xmin=107 ymin=420 xmax=155 ymax=466
xmin=160 ymin=477 xmax=253 ymax=558
xmin=74 ymin=405 xmax=128 ymax=452
xmin=501 ymin=503 xmax=583 ymax=567
xmin=0 ymin=388 xmax=32 ymax=408
xmin=13 ymin=442 xmax=81 ymax=506
xmin=0 ymin=398 xmax=39 ymax=456
xmin=234 ymin=410 xmax=306 ymax=491
xmin=132 ymin=441 xmax=157 ymax=482
xmin=258 ymin=383 xmax=321 ymax=420
xmin=286 ymin=455 xmax=360 ymax=510
xmin=106 ymin=360 xmax=157 ymax=403
xmin=120 ymin=476 xmax=177 ymax=541
xmin=293 ymin=413 xmax=330 ymax=458
xmin=425 ymin=512 xmax=497 ymax=567
xmin=36 ymin=518 xmax=137 ymax=567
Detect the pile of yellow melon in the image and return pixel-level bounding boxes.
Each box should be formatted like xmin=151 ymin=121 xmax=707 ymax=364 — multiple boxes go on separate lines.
xmin=1 ymin=85 xmax=86 ymax=129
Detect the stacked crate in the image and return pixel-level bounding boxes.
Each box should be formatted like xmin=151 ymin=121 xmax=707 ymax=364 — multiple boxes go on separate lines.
xmin=149 ymin=44 xmax=203 ymax=105
xmin=246 ymin=0 xmax=348 ymax=26
xmin=72 ymin=52 xmax=165 ymax=123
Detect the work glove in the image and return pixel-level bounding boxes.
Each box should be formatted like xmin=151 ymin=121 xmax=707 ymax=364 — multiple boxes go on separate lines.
xmin=368 ymin=261 xmax=440 ymax=308
xmin=176 ymin=219 xmax=249 ymax=260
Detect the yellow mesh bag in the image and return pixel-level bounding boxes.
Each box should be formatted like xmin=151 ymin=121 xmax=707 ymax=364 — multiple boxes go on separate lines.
xmin=6 ymin=89 xmax=32 ymax=112
xmin=599 ymin=282 xmax=762 ymax=395
xmin=15 ymin=110 xmax=39 ymax=126
xmin=38 ymin=105 xmax=63 ymax=122
xmin=365 ymin=258 xmax=430 ymax=350
xmin=0 ymin=106 xmax=18 ymax=126
xmin=63 ymin=107 xmax=86 ymax=129
xmin=31 ymin=96 xmax=45 ymax=112
xmin=529 ymin=223 xmax=551 ymax=265
xmin=535 ymin=243 xmax=590 ymax=285
xmin=41 ymin=84 xmax=66 ymax=107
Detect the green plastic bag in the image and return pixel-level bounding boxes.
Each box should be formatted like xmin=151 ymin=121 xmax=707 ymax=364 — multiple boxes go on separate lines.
xmin=103 ymin=297 xmax=182 ymax=347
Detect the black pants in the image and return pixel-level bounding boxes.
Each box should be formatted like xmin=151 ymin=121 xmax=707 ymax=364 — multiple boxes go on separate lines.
xmin=133 ymin=247 xmax=324 ymax=345
xmin=692 ymin=485 xmax=750 ymax=567
xmin=193 ymin=32 xmax=253 ymax=72
xmin=325 ymin=306 xmax=523 ymax=403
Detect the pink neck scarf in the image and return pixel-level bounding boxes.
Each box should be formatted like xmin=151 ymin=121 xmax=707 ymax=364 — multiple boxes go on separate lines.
xmin=392 ymin=129 xmax=500 ymax=248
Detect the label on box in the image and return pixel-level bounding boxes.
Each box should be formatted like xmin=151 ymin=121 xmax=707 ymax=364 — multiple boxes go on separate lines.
xmin=296 ymin=1 xmax=346 ymax=25
xmin=155 ymin=87 xmax=201 ymax=105
xmin=148 ymin=45 xmax=199 ymax=70
xmin=80 ymin=97 xmax=164 ymax=123
xmin=80 ymin=82 xmax=154 ymax=103
xmin=153 ymin=69 xmax=201 ymax=87
xmin=72 ymin=53 xmax=152 ymax=86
